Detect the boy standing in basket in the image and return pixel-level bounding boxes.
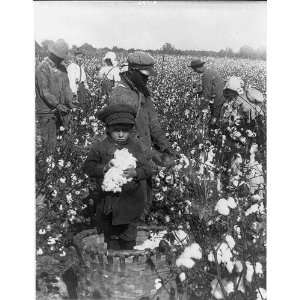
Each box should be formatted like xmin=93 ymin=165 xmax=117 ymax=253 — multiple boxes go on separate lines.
xmin=83 ymin=104 xmax=152 ymax=250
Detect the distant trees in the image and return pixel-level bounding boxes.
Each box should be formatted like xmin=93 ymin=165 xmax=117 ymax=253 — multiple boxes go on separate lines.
xmin=160 ymin=43 xmax=183 ymax=55
xmin=37 ymin=39 xmax=266 ymax=61
xmin=238 ymin=45 xmax=265 ymax=59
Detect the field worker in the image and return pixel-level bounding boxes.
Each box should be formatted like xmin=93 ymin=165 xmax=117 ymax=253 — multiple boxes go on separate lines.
xmin=36 ymin=39 xmax=74 ymax=153
xmin=107 ymin=51 xmax=174 ymax=216
xmin=98 ymin=51 xmax=121 ymax=100
xmin=189 ymin=59 xmax=225 ymax=125
xmin=220 ymin=76 xmax=265 ymax=126
xmin=67 ymin=49 xmax=89 ymax=106
xmin=83 ymin=104 xmax=152 ymax=250
xmin=220 ymin=76 xmax=266 ymax=147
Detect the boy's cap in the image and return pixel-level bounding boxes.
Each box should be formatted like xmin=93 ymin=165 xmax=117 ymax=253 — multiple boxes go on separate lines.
xmin=96 ymin=104 xmax=136 ymax=126
xmin=127 ymin=51 xmax=157 ymax=76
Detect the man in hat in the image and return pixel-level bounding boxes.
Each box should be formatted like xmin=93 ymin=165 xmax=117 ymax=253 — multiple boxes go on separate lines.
xmin=220 ymin=76 xmax=265 ymax=145
xmin=189 ymin=59 xmax=226 ymax=125
xmin=107 ymin=51 xmax=174 ymax=217
xmin=83 ymin=104 xmax=152 ymax=250
xmin=36 ymin=39 xmax=74 ymax=153
xmin=98 ymin=51 xmax=121 ymax=100
xmin=67 ymin=49 xmax=90 ymax=106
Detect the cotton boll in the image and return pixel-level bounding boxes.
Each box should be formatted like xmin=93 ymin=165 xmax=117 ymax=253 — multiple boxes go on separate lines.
xmin=179 ymin=272 xmax=186 ymax=282
xmin=227 ymin=197 xmax=237 ymax=209
xmin=58 ymin=159 xmax=64 ymax=167
xmin=213 ymin=288 xmax=224 ymax=299
xmin=224 ymin=281 xmax=234 ymax=294
xmin=225 ymin=261 xmax=234 ymax=273
xmin=208 ymin=251 xmax=215 ymax=262
xmin=255 ymin=262 xmax=263 ymax=275
xmin=235 ymin=260 xmax=243 ymax=273
xmin=245 ymin=261 xmax=254 ymax=282
xmin=256 ymin=288 xmax=267 ymax=300
xmin=59 ymin=177 xmax=66 ymax=184
xmin=47 ymin=237 xmax=56 ymax=245
xmin=37 ymin=248 xmax=43 ymax=255
xmin=175 ymin=257 xmax=195 ymax=269
xmin=179 ymin=154 xmax=190 ymax=168
xmin=38 ymin=229 xmax=46 ymax=235
xmin=259 ymin=202 xmax=265 ymax=214
xmin=102 ymin=167 xmax=127 ymax=192
xmin=54 ymin=277 xmax=68 ymax=298
xmin=215 ymin=198 xmax=230 ymax=216
xmin=189 ymin=243 xmax=202 ymax=260
xmin=211 ymin=279 xmax=233 ymax=299
xmin=207 ymin=148 xmax=215 ymax=163
xmin=66 ymin=193 xmax=72 ymax=203
xmin=102 ymin=149 xmax=137 ymax=192
xmin=245 ymin=204 xmax=259 ymax=216
xmin=251 ymin=194 xmax=263 ymax=201
xmin=154 ymin=278 xmax=162 ymax=290
xmin=182 ymin=243 xmax=202 ymax=260
xmin=225 ymin=235 xmax=236 ymax=249
xmin=112 ymin=149 xmax=137 ymax=169
xmin=234 ymin=277 xmax=245 ymax=293
xmin=218 ymin=242 xmax=233 ymax=264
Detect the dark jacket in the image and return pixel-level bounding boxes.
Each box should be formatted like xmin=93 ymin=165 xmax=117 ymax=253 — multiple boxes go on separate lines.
xmin=36 ymin=57 xmax=73 ymax=115
xmin=108 ymin=78 xmax=171 ymax=158
xmin=202 ymin=68 xmax=226 ymax=119
xmin=83 ymin=135 xmax=152 ymax=225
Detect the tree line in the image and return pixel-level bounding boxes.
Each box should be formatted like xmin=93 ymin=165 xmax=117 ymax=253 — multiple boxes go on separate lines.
xmin=36 ymin=40 xmax=266 ymax=61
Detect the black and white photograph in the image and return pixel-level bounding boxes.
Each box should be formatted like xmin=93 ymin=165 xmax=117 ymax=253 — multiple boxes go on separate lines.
xmin=34 ymin=1 xmax=267 ymax=299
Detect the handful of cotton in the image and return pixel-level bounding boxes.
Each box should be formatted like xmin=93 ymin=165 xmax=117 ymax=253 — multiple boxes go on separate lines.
xmin=102 ymin=149 xmax=137 ymax=193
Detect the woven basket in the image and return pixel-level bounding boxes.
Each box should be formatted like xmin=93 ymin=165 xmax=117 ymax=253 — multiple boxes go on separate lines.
xmin=74 ymin=227 xmax=182 ymax=300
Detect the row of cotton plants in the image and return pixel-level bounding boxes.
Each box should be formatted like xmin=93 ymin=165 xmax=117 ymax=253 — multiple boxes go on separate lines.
xmin=36 ymin=54 xmax=266 ymax=299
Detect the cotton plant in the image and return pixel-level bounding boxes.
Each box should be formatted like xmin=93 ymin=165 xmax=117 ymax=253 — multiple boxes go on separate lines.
xmin=36 ymin=55 xmax=266 ymax=299
xmin=101 ymin=148 xmax=137 ymax=193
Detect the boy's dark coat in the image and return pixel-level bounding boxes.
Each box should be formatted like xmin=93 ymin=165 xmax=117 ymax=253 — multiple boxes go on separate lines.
xmin=83 ymin=136 xmax=152 ymax=225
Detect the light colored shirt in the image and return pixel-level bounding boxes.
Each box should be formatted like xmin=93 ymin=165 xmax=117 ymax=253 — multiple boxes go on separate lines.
xmin=67 ymin=62 xmax=89 ymax=94
xmin=98 ymin=66 xmax=121 ymax=82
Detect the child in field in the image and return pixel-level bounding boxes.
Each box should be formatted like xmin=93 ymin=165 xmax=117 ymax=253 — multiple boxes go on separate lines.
xmin=83 ymin=104 xmax=152 ymax=250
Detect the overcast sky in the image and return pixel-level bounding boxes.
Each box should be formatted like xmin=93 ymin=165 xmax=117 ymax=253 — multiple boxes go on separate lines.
xmin=34 ymin=1 xmax=266 ymax=52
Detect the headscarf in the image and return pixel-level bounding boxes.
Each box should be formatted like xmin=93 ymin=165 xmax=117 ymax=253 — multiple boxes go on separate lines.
xmin=121 ymin=69 xmax=150 ymax=98
xmin=49 ymin=53 xmax=67 ymax=73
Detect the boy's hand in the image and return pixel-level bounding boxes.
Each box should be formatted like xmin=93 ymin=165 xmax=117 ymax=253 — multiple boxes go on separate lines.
xmin=103 ymin=160 xmax=115 ymax=173
xmin=123 ymin=168 xmax=137 ymax=179
xmin=108 ymin=160 xmax=115 ymax=168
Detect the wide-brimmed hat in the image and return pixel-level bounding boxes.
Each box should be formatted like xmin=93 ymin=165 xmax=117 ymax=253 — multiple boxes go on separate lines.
xmin=224 ymin=76 xmax=244 ymax=95
xmin=103 ymin=51 xmax=118 ymax=67
xmin=127 ymin=51 xmax=157 ymax=76
xmin=188 ymin=59 xmax=206 ymax=69
xmin=48 ymin=39 xmax=69 ymax=59
xmin=96 ymin=104 xmax=136 ymax=126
